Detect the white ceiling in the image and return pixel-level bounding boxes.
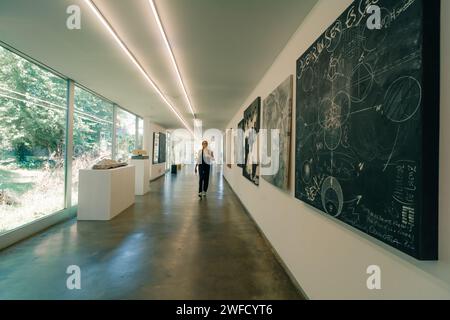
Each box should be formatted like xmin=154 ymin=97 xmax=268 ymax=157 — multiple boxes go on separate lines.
xmin=0 ymin=0 xmax=317 ymax=129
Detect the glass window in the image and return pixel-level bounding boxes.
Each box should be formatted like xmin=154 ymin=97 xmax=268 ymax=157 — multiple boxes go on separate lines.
xmin=72 ymin=86 xmax=113 ymax=205
xmin=0 ymin=46 xmax=67 ymax=234
xmin=116 ymin=109 xmax=136 ymax=162
xmin=137 ymin=118 xmax=144 ymax=150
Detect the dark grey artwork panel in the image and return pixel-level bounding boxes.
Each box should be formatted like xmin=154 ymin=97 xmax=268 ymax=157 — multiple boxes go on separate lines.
xmin=295 ymin=0 xmax=440 ymax=260
xmin=159 ymin=133 xmax=166 ymax=163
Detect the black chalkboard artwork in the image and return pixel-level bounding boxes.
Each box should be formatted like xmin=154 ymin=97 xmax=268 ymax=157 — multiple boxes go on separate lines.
xmin=295 ymin=0 xmax=440 ymax=260
xmin=243 ymin=98 xmax=261 ymax=186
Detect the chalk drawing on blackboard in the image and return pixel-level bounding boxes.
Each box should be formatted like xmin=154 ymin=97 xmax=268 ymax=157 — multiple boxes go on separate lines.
xmin=295 ymin=0 xmax=440 ymax=260
xmin=324 ymin=127 xmax=342 ymax=151
xmin=383 ymin=127 xmax=401 ymax=171
xmin=350 ymin=63 xmax=374 ymax=103
xmin=327 ymin=55 xmax=344 ymax=81
xmin=299 ymin=67 xmax=315 ymax=92
xmin=392 ymin=160 xmax=417 ymax=206
xmin=318 ymin=99 xmax=333 ymax=128
xmin=321 ymin=176 xmax=344 ymax=217
xmin=325 ymin=20 xmax=343 ymax=53
xmin=301 ymin=160 xmax=312 ymax=184
xmin=384 ymin=76 xmax=422 ymax=123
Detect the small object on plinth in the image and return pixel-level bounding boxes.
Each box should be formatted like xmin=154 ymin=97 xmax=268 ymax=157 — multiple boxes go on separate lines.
xmin=92 ymin=159 xmax=127 ymax=170
xmin=132 ymin=149 xmax=148 ymax=156
xmin=131 ymin=149 xmax=149 ymax=160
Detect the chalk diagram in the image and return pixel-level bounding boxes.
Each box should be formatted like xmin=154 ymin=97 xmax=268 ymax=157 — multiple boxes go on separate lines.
xmin=295 ymin=0 xmax=426 ymax=254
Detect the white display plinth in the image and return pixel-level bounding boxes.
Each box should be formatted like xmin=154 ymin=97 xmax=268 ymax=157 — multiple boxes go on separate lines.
xmin=129 ymin=159 xmax=150 ymax=195
xmin=78 ymin=165 xmax=135 ymax=221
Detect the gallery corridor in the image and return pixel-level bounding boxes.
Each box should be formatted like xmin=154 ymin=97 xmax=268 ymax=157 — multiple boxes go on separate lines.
xmin=0 ymin=166 xmax=302 ymax=300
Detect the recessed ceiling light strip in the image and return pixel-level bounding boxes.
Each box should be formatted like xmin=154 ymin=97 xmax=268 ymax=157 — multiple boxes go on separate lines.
xmin=149 ymin=0 xmax=196 ymax=119
xmin=84 ymin=0 xmax=193 ymax=134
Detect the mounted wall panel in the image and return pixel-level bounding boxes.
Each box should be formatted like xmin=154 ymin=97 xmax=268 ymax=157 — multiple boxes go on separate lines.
xmin=294 ymin=0 xmax=440 ymax=260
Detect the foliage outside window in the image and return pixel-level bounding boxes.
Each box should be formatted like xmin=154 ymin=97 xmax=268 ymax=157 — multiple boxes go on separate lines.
xmin=116 ymin=109 xmax=136 ymax=162
xmin=137 ymin=118 xmax=144 ymax=150
xmin=0 ymin=46 xmax=67 ymax=234
xmin=0 ymin=44 xmax=144 ymax=234
xmin=71 ymin=86 xmax=113 ymax=205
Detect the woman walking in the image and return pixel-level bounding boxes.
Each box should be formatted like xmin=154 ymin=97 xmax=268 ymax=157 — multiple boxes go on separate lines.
xmin=195 ymin=140 xmax=214 ymax=198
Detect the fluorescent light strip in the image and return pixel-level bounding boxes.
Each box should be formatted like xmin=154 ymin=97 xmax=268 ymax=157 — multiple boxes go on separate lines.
xmin=84 ymin=0 xmax=193 ymax=135
xmin=149 ymin=0 xmax=196 ymax=119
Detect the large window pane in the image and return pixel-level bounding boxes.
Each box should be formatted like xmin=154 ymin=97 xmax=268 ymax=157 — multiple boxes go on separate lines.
xmin=0 ymin=46 xmax=66 ymax=234
xmin=137 ymin=118 xmax=143 ymax=150
xmin=116 ymin=109 xmax=136 ymax=162
xmin=72 ymin=86 xmax=113 ymax=205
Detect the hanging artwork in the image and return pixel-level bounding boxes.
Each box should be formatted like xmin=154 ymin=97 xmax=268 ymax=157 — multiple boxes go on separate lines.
xmin=226 ymin=129 xmax=232 ymax=168
xmin=153 ymin=132 xmax=166 ymax=164
xmin=294 ymin=0 xmax=440 ymax=260
xmin=243 ymin=97 xmax=261 ymax=186
xmin=261 ymin=76 xmax=293 ymax=191
xmin=153 ymin=132 xmax=160 ymax=164
xmin=236 ymin=119 xmax=245 ymax=168
xmin=159 ymin=133 xmax=166 ymax=163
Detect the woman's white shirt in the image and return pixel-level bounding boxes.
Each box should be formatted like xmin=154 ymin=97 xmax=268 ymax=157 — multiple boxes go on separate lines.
xmin=197 ymin=148 xmax=214 ymax=165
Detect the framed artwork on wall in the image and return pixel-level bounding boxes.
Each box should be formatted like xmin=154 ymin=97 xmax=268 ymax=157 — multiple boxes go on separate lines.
xmin=243 ymin=97 xmax=261 ymax=186
xmin=153 ymin=132 xmax=166 ymax=164
xmin=226 ymin=128 xmax=232 ymax=169
xmin=236 ymin=119 xmax=245 ymax=168
xmin=261 ymin=75 xmax=293 ymax=191
xmin=294 ymin=0 xmax=440 ymax=260
xmin=159 ymin=133 xmax=166 ymax=163
xmin=153 ymin=132 xmax=160 ymax=164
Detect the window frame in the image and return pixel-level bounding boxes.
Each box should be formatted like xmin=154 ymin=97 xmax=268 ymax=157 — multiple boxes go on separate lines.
xmin=0 ymin=41 xmax=142 ymax=248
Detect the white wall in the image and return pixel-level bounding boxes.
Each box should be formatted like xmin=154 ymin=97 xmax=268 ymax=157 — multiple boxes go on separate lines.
xmin=224 ymin=0 xmax=450 ymax=299
xmin=143 ymin=119 xmax=167 ymax=181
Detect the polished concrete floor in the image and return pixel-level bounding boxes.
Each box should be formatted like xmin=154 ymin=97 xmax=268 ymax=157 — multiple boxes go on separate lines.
xmin=0 ymin=166 xmax=303 ymax=300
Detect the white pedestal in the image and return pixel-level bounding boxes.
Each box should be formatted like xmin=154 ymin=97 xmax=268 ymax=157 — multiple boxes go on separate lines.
xmin=129 ymin=159 xmax=150 ymax=195
xmin=78 ymin=165 xmax=135 ymax=221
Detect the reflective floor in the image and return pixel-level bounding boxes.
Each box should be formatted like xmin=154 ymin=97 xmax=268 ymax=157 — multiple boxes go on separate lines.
xmin=0 ymin=166 xmax=303 ymax=300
